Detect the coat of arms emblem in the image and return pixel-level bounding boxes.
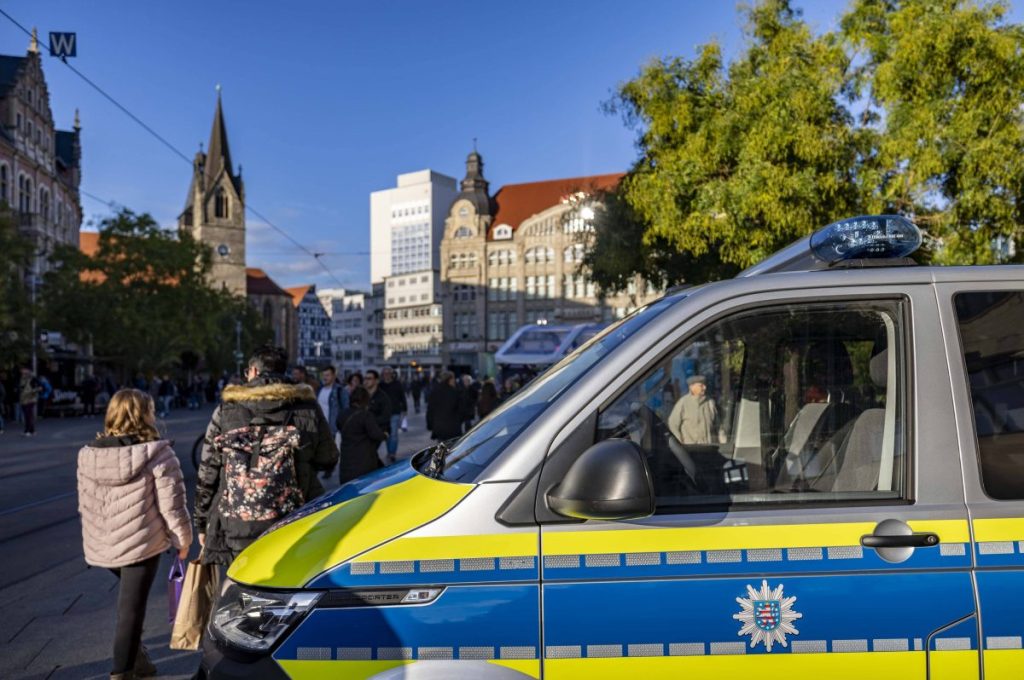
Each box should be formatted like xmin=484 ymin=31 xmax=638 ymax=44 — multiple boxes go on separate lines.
xmin=733 ymin=580 xmax=802 ymax=651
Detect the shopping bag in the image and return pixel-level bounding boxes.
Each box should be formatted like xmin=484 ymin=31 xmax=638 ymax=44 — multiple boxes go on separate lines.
xmin=400 ymin=416 xmax=408 ymax=432
xmin=169 ymin=558 xmax=219 ymax=650
xmin=167 ymin=556 xmax=186 ymax=624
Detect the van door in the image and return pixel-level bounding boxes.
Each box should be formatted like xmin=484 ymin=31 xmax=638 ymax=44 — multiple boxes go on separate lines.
xmin=940 ymin=285 xmax=1024 ymax=680
xmin=539 ymin=289 xmax=977 ymax=680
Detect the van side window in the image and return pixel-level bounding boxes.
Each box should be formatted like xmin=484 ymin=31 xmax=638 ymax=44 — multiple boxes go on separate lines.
xmin=953 ymin=291 xmax=1024 ymax=500
xmin=597 ymin=301 xmax=907 ymax=512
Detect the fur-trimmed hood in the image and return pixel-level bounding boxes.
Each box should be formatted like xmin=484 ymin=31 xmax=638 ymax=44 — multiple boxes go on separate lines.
xmin=222 ymin=381 xmax=316 ymax=404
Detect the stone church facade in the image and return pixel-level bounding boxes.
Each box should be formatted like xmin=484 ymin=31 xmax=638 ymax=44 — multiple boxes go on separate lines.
xmin=178 ymin=91 xmax=246 ymax=297
xmin=179 ymin=94 xmax=296 ymax=359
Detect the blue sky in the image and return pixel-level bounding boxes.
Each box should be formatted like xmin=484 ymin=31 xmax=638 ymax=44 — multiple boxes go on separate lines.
xmin=4 ymin=1 xmax=1020 ymax=289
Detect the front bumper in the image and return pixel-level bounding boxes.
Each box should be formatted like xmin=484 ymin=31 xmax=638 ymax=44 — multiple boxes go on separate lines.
xmin=198 ymin=631 xmax=290 ymax=680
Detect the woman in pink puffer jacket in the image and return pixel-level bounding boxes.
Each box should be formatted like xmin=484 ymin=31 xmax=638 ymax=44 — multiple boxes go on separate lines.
xmin=77 ymin=388 xmax=192 ymax=680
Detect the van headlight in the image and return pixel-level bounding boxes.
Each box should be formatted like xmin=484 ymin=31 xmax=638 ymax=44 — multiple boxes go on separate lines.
xmin=210 ymin=581 xmax=321 ymax=652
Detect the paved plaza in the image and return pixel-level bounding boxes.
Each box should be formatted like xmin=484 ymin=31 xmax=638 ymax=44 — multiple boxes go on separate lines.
xmin=0 ymin=405 xmax=434 ymax=680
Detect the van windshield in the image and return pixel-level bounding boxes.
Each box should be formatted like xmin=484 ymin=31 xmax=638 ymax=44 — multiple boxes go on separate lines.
xmin=427 ymin=293 xmax=684 ymax=482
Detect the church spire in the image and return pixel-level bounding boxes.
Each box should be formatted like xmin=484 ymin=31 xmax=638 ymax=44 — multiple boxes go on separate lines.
xmin=204 ymin=87 xmax=235 ymax=191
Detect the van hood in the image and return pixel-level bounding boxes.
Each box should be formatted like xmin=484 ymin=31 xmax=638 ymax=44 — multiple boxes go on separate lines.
xmin=227 ymin=463 xmax=474 ymax=588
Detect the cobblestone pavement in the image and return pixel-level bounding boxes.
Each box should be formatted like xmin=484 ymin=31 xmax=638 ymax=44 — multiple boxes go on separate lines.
xmin=0 ymin=404 xmax=435 ymax=679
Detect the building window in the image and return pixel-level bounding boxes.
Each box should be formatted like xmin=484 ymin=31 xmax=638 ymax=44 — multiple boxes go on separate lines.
xmin=493 ymin=224 xmax=513 ymax=240
xmin=525 ymin=246 xmax=554 ymax=264
xmin=564 ymin=243 xmax=585 ymax=263
xmin=487 ymin=311 xmax=518 ymax=341
xmin=215 ymin=188 xmax=229 ymax=219
xmin=39 ymin=187 xmax=49 ymax=222
xmin=488 ymin=249 xmax=515 ymax=267
xmin=0 ymin=164 xmax=7 ymax=205
xmin=455 ymin=226 xmax=473 ymax=239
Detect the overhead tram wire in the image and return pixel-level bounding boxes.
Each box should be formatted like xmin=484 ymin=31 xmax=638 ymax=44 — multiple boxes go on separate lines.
xmin=0 ymin=8 xmax=351 ymax=289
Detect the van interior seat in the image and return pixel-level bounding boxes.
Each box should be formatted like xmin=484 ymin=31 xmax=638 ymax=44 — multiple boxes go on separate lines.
xmin=773 ymin=339 xmax=859 ymax=489
xmin=815 ymin=347 xmax=891 ymax=492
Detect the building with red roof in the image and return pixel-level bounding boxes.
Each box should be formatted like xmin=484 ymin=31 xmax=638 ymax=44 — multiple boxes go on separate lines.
xmin=439 ymin=151 xmax=658 ymax=374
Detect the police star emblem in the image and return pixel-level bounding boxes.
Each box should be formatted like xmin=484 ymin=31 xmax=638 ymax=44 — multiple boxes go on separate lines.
xmin=733 ymin=580 xmax=802 ymax=651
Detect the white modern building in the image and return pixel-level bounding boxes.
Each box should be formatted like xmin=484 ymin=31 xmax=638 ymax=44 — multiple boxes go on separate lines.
xmin=383 ymin=270 xmax=443 ymax=377
xmin=369 ymin=169 xmax=457 ymax=284
xmin=322 ymin=289 xmax=372 ymax=377
xmin=369 ymin=169 xmax=457 ymax=371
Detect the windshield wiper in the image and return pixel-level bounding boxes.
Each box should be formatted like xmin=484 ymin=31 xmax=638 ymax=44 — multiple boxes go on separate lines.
xmin=422 ymin=440 xmax=452 ymax=479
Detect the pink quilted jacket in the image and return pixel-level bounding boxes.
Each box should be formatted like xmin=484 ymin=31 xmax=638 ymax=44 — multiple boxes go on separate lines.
xmin=77 ymin=438 xmax=193 ymax=568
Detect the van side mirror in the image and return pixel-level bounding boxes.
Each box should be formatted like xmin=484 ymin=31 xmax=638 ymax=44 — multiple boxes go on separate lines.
xmin=546 ymin=439 xmax=655 ymax=520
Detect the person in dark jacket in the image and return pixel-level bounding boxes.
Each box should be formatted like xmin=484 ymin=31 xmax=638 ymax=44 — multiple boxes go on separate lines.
xmin=477 ymin=379 xmax=499 ymax=419
xmin=380 ymin=367 xmax=407 ymax=461
xmin=363 ymin=370 xmax=392 ymax=461
xmin=410 ymin=377 xmax=424 ymax=414
xmin=195 ymin=346 xmax=338 ymax=566
xmin=426 ymin=371 xmax=462 ymax=441
xmin=337 ymin=386 xmax=387 ymax=483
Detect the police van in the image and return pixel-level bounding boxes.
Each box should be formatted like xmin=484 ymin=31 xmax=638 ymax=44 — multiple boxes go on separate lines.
xmin=201 ymin=216 xmax=1024 ymax=680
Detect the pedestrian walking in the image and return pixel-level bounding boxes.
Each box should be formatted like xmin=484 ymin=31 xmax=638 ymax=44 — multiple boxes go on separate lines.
xmin=363 ymin=369 xmax=393 ymax=462
xmin=477 ymin=378 xmax=499 ymax=419
xmin=18 ymin=366 xmax=41 ymax=436
xmin=195 ymin=345 xmax=338 ymax=566
xmin=426 ymin=371 xmax=462 ymax=441
xmin=410 ymin=376 xmax=423 ymax=414
xmin=157 ymin=375 xmax=174 ymax=418
xmin=458 ymin=374 xmax=479 ymax=433
xmin=667 ymin=374 xmax=720 ymax=445
xmin=316 ymin=365 xmax=348 ymax=440
xmin=337 ymin=386 xmax=387 ymax=484
xmin=81 ymin=373 xmax=99 ymax=417
xmin=380 ymin=367 xmax=407 ymax=460
xmin=76 ymin=388 xmax=192 ymax=680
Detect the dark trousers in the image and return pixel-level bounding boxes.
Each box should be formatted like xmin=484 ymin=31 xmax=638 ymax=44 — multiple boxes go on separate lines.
xmin=22 ymin=402 xmax=36 ymax=434
xmin=108 ymin=554 xmax=161 ymax=674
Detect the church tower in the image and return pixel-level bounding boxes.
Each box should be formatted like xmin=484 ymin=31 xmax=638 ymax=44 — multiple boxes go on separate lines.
xmin=178 ymin=90 xmax=246 ymax=296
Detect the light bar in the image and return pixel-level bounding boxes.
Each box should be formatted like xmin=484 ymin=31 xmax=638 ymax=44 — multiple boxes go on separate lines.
xmin=810 ymin=215 xmax=921 ymax=262
xmin=738 ymin=215 xmax=921 ymax=277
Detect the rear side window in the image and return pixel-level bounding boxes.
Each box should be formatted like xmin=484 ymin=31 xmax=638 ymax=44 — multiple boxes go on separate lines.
xmin=954 ymin=291 xmax=1024 ymax=500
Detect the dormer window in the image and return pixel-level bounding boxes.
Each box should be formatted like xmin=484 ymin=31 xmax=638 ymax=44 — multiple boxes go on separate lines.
xmin=493 ymin=224 xmax=512 ymax=240
xmin=215 ymin=188 xmax=229 ymax=219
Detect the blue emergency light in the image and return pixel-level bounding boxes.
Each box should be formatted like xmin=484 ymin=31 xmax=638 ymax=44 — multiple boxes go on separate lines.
xmin=739 ymin=215 xmax=922 ymax=277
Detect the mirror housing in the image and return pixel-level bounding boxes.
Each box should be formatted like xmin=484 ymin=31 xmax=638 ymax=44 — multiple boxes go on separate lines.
xmin=547 ymin=439 xmax=655 ymax=520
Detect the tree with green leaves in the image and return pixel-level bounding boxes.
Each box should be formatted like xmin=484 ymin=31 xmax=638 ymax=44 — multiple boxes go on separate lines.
xmin=592 ymin=0 xmax=866 ymax=290
xmin=44 ymin=208 xmax=269 ymax=380
xmin=590 ymin=0 xmax=1024 ymax=290
xmin=0 ymin=210 xmax=36 ymax=370
xmin=842 ymin=0 xmax=1024 ymax=264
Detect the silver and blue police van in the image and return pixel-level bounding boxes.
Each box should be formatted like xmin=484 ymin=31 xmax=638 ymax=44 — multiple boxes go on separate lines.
xmin=199 ymin=216 xmax=1024 ymax=680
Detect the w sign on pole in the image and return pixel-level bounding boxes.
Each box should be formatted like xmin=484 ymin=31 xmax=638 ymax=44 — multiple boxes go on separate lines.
xmin=48 ymin=32 xmax=76 ymax=59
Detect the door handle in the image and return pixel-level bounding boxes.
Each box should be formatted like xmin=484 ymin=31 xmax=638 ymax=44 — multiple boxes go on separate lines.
xmin=860 ymin=532 xmax=939 ymax=549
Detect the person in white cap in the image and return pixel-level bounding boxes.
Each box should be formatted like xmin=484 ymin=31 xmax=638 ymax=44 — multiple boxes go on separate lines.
xmin=668 ymin=374 xmax=719 ymax=445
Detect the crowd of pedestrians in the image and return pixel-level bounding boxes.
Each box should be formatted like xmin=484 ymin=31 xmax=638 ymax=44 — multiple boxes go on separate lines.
xmin=65 ymin=342 xmax=534 ymax=679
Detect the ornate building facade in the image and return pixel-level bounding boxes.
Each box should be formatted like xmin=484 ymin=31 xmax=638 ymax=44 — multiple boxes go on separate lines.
xmin=0 ymin=31 xmax=83 ymax=278
xmin=178 ymin=91 xmax=246 ymax=297
xmin=440 ymin=151 xmax=658 ymax=374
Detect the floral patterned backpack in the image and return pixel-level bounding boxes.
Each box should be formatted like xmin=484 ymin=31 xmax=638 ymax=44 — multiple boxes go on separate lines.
xmin=213 ymin=410 xmax=304 ymax=522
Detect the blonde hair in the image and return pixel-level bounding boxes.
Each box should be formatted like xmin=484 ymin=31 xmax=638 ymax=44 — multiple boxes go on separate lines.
xmin=101 ymin=388 xmax=160 ymax=442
